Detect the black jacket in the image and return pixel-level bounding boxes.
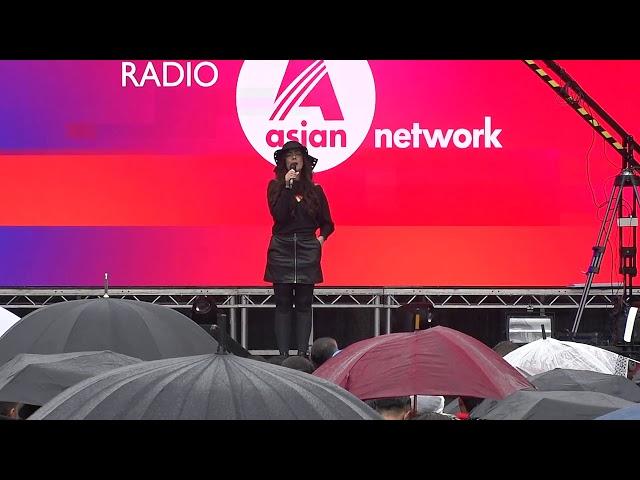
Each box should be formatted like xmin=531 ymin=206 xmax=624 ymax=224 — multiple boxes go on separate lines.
xmin=264 ymin=181 xmax=335 ymax=284
xmin=267 ymin=180 xmax=335 ymax=239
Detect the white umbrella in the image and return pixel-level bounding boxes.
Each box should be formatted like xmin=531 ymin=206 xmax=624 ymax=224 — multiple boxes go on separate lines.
xmin=504 ymin=337 xmax=631 ymax=377
xmin=0 ymin=307 xmax=20 ymax=338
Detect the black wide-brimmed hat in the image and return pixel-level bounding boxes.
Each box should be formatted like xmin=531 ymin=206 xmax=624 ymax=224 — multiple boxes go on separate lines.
xmin=273 ymin=141 xmax=318 ymax=170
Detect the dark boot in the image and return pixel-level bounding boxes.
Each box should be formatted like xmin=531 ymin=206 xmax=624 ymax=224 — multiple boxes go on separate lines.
xmin=274 ymin=311 xmax=292 ymax=357
xmin=295 ymin=310 xmax=312 ymax=357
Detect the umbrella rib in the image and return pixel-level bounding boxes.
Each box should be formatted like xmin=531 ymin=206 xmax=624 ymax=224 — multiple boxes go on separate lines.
xmin=31 ymin=354 xmax=378 ymax=420
xmin=211 ymin=358 xmax=243 ymax=419
xmin=443 ymin=329 xmax=527 ymax=398
xmin=123 ymin=301 xmax=163 ymax=359
xmin=232 ymin=360 xmax=300 ymax=419
xmin=462 ymin=342 xmax=510 ymax=395
xmin=96 ymin=356 xmax=206 ymax=419
xmin=340 ymin=336 xmax=398 ymax=391
xmin=175 ymin=357 xmax=215 ymax=418
xmin=4 ymin=303 xmax=81 ymax=356
xmin=239 ymin=359 xmax=356 ymax=419
xmin=203 ymin=359 xmax=226 ymax=419
xmin=51 ymin=301 xmax=95 ymax=353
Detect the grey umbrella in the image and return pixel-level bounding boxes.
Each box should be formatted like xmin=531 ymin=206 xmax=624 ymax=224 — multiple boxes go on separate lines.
xmin=0 ymin=351 xmax=142 ymax=406
xmin=528 ymin=368 xmax=640 ymax=402
xmin=472 ymin=390 xmax=634 ymax=420
xmin=443 ymin=398 xmax=462 ymax=415
xmin=0 ymin=298 xmax=218 ymax=365
xmin=30 ymin=354 xmax=382 ymax=420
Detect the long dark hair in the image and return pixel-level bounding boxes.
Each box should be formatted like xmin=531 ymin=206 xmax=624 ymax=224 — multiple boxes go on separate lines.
xmin=268 ymin=159 xmax=321 ymax=218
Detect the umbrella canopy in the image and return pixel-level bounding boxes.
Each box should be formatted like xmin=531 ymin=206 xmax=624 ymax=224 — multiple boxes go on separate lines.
xmin=0 ymin=307 xmax=20 ymax=338
xmin=313 ymin=326 xmax=533 ymax=400
xmin=597 ymin=404 xmax=640 ymax=420
xmin=29 ymin=354 xmax=381 ymax=420
xmin=0 ymin=350 xmax=142 ymax=406
xmin=443 ymin=398 xmax=462 ymax=415
xmin=504 ymin=338 xmax=631 ymax=377
xmin=473 ymin=390 xmax=634 ymax=420
xmin=0 ymin=298 xmax=218 ymax=365
xmin=492 ymin=340 xmax=521 ymax=357
xmin=528 ymin=368 xmax=640 ymax=402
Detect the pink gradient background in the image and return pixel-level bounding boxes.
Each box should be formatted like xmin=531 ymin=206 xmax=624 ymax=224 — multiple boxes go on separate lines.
xmin=0 ymin=60 xmax=637 ymax=286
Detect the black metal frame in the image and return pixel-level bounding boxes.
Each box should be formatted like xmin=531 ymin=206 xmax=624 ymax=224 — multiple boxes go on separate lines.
xmin=524 ymin=60 xmax=640 ymax=335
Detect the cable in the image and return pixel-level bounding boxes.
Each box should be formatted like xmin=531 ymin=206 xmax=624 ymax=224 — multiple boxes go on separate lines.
xmin=603 ymin=134 xmax=619 ymax=168
xmin=586 ymin=125 xmax=604 ymax=209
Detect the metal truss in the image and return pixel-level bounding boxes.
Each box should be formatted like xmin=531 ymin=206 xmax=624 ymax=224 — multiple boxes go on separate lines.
xmin=0 ymin=285 xmax=618 ymax=348
xmin=0 ymin=287 xmax=617 ymax=310
xmin=0 ymin=287 xmax=616 ymax=351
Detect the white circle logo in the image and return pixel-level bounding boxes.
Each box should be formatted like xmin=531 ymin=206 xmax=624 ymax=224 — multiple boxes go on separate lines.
xmin=236 ymin=60 xmax=376 ymax=172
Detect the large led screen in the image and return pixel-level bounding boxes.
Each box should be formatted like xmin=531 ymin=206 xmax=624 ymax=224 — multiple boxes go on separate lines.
xmin=0 ymin=60 xmax=636 ymax=286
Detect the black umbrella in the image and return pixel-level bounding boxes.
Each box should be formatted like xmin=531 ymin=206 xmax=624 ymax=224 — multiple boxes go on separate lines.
xmin=528 ymin=368 xmax=640 ymax=402
xmin=30 ymin=354 xmax=382 ymax=420
xmin=0 ymin=298 xmax=218 ymax=364
xmin=472 ymin=390 xmax=634 ymax=420
xmin=0 ymin=351 xmax=142 ymax=406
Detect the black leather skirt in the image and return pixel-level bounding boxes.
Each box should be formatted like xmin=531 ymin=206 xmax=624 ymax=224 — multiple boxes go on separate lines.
xmin=264 ymin=233 xmax=323 ymax=284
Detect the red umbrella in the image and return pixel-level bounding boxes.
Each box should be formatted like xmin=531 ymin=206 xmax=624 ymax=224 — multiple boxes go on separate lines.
xmin=313 ymin=326 xmax=533 ymax=400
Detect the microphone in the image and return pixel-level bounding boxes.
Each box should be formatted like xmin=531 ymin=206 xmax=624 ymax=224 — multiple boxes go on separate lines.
xmin=288 ymin=163 xmax=298 ymax=189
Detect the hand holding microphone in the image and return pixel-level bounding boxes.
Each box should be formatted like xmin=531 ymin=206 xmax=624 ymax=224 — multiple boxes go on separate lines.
xmin=285 ymin=163 xmax=299 ymax=189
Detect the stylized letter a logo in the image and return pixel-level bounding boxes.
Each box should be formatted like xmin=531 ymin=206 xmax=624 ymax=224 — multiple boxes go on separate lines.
xmin=270 ymin=60 xmax=344 ymax=121
xmin=237 ymin=60 xmax=375 ymax=172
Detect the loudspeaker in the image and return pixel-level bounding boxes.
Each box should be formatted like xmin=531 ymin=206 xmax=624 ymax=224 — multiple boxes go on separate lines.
xmin=191 ymin=296 xmax=253 ymax=357
xmin=191 ymin=295 xmax=218 ymax=324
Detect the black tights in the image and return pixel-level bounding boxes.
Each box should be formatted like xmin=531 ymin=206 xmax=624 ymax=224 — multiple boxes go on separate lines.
xmin=273 ymin=283 xmax=314 ymax=357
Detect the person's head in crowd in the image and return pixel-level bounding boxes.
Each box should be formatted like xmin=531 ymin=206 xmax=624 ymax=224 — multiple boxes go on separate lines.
xmin=267 ymin=355 xmax=288 ymax=366
xmin=18 ymin=403 xmax=40 ymax=419
xmin=310 ymin=337 xmax=339 ymax=369
xmin=366 ymin=396 xmax=412 ymax=420
xmin=0 ymin=401 xmax=21 ymax=419
xmin=412 ymin=411 xmax=458 ymax=420
xmin=281 ymin=355 xmax=315 ymax=374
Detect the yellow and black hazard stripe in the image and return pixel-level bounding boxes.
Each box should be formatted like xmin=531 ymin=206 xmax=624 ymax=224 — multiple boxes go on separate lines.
xmin=523 ymin=60 xmax=624 ymax=153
